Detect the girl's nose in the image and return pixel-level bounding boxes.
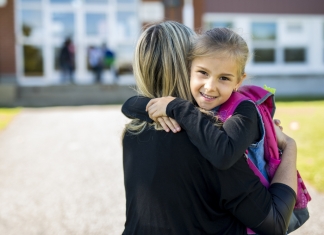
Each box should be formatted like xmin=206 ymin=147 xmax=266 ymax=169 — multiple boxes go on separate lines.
xmin=204 ymin=78 xmax=216 ymax=91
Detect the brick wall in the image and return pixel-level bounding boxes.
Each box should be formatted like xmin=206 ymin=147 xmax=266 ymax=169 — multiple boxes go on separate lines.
xmin=0 ymin=0 xmax=16 ymax=81
xmin=193 ymin=0 xmax=203 ymax=31
xmin=142 ymin=0 xmax=183 ymax=24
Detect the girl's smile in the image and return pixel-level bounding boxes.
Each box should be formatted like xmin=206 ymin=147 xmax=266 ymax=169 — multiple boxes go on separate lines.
xmin=200 ymin=92 xmax=217 ymax=101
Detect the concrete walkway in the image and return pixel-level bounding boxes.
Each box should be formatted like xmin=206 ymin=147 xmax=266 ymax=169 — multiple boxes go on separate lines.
xmin=0 ymin=106 xmax=322 ymax=234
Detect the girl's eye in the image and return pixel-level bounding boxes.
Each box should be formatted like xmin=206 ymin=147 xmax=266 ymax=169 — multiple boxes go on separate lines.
xmin=220 ymin=76 xmax=229 ymax=81
xmin=198 ymin=70 xmax=208 ymax=76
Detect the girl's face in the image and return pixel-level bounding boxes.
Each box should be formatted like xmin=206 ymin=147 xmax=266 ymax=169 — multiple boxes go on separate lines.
xmin=190 ymin=55 xmax=245 ymax=111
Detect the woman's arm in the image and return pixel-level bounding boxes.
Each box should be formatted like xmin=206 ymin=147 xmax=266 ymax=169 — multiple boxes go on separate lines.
xmin=218 ymin=134 xmax=296 ymax=235
xmin=252 ymin=135 xmax=297 ymax=234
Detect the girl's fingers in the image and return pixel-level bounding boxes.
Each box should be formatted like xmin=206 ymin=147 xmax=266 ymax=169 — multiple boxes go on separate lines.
xmin=169 ymin=118 xmax=181 ymax=132
xmin=274 ymin=119 xmax=283 ymax=131
xmin=161 ymin=117 xmax=178 ymax=133
xmin=157 ymin=117 xmax=170 ymax=132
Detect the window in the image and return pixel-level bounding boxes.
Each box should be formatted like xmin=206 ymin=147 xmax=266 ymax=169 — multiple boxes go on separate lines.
xmin=252 ymin=22 xmax=276 ymax=41
xmin=254 ymin=49 xmax=275 ymax=63
xmin=252 ymin=22 xmax=277 ymax=63
xmin=85 ymin=0 xmax=108 ymax=4
xmin=54 ymin=47 xmax=60 ymax=70
xmin=20 ymin=0 xmax=41 ymax=2
xmin=23 ymin=45 xmax=44 ymax=76
xmin=205 ymin=21 xmax=233 ymax=30
xmin=52 ymin=13 xmax=75 ymax=38
xmin=117 ymin=0 xmax=135 ymax=3
xmin=284 ymin=48 xmax=306 ymax=63
xmin=85 ymin=13 xmax=107 ymax=36
xmin=117 ymin=11 xmax=137 ymax=40
xmin=21 ymin=10 xmax=43 ymax=39
xmin=50 ymin=0 xmax=73 ymax=3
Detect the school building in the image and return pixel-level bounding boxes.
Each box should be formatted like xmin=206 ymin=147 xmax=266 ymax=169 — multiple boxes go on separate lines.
xmin=0 ymin=0 xmax=324 ymax=103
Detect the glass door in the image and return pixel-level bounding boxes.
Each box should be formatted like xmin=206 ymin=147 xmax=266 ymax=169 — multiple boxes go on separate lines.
xmin=16 ymin=0 xmax=140 ymax=85
xmin=50 ymin=11 xmax=76 ymax=84
xmin=18 ymin=4 xmax=45 ymax=83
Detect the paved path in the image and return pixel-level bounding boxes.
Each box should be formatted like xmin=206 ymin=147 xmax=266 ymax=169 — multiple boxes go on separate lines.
xmin=0 ymin=106 xmax=128 ymax=235
xmin=0 ymin=106 xmax=322 ymax=234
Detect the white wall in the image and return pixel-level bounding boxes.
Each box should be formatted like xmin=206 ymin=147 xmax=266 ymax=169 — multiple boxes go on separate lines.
xmin=203 ymin=13 xmax=324 ymax=77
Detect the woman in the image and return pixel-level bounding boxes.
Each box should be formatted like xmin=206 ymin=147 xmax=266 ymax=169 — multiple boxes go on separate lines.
xmin=122 ymin=21 xmax=296 ymax=235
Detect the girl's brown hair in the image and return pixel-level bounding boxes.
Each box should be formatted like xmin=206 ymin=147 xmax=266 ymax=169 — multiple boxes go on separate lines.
xmin=189 ymin=27 xmax=249 ymax=79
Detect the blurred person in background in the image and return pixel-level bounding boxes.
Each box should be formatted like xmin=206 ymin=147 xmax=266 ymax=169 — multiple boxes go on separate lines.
xmin=59 ymin=38 xmax=75 ymax=84
xmin=102 ymin=43 xmax=117 ymax=83
xmin=88 ymin=45 xmax=104 ymax=83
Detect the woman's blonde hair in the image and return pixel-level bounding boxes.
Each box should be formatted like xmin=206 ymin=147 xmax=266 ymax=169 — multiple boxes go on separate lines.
xmin=125 ymin=21 xmax=196 ymax=134
xmin=189 ymin=27 xmax=249 ymax=79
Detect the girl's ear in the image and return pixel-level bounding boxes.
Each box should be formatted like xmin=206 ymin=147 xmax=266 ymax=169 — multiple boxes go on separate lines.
xmin=235 ymin=73 xmax=246 ymax=90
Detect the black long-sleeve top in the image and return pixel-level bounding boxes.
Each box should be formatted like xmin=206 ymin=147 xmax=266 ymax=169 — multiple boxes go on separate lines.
xmin=122 ymin=96 xmax=296 ymax=235
xmin=122 ymin=96 xmax=260 ymax=170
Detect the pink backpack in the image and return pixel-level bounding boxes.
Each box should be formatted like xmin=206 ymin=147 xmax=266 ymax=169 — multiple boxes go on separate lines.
xmin=217 ymin=85 xmax=311 ymax=233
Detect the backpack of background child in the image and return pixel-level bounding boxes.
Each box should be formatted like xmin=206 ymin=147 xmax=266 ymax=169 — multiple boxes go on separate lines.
xmin=216 ymin=85 xmax=311 ymax=234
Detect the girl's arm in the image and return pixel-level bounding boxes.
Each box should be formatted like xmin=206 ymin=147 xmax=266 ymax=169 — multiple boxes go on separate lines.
xmin=122 ymin=96 xmax=153 ymax=123
xmin=122 ymin=96 xmax=259 ymax=170
xmin=251 ymin=133 xmax=297 ymax=234
xmin=122 ymin=96 xmax=181 ymax=133
xmin=165 ymin=98 xmax=260 ymax=170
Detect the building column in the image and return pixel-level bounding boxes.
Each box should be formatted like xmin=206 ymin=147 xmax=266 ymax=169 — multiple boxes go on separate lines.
xmin=182 ymin=0 xmax=193 ymax=29
xmin=193 ymin=0 xmax=204 ymax=31
xmin=163 ymin=0 xmax=184 ymax=23
xmin=0 ymin=0 xmax=16 ymax=83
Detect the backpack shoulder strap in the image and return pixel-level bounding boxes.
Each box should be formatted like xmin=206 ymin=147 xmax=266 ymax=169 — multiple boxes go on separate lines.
xmin=217 ymin=91 xmax=249 ymax=122
xmin=239 ymin=85 xmax=276 ymax=118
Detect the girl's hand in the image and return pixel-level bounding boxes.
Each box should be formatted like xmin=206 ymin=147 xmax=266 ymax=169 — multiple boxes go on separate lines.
xmin=273 ymin=119 xmax=288 ymax=150
xmin=146 ymin=96 xmax=180 ymax=133
xmin=146 ymin=96 xmax=175 ymax=121
xmin=274 ymin=119 xmax=283 ymax=131
xmin=156 ymin=117 xmax=181 ymax=133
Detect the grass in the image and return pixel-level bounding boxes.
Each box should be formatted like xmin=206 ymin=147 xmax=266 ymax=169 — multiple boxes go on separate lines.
xmin=0 ymin=108 xmax=21 ymax=131
xmin=275 ymin=100 xmax=324 ymax=192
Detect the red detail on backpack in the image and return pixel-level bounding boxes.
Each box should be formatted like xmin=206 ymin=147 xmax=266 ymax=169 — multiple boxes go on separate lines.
xmin=218 ymin=85 xmax=311 ymax=209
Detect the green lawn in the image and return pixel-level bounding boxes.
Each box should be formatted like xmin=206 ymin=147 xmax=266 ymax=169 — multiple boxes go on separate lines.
xmin=275 ymin=100 xmax=324 ymax=192
xmin=0 ymin=108 xmax=21 ymax=131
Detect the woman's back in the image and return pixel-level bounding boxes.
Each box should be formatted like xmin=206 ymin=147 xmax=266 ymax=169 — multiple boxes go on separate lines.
xmin=123 ymin=125 xmax=271 ymax=235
